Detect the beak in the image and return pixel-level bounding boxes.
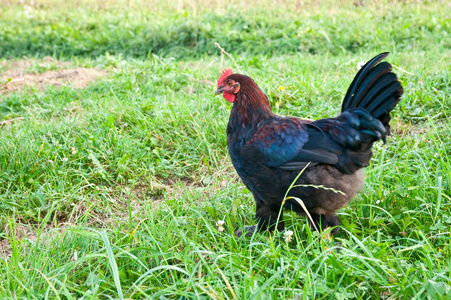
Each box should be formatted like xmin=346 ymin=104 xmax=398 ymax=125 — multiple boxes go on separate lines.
xmin=214 ymin=86 xmax=224 ymax=96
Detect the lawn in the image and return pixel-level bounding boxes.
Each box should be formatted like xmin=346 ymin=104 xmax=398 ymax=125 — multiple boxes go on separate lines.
xmin=0 ymin=0 xmax=450 ymax=298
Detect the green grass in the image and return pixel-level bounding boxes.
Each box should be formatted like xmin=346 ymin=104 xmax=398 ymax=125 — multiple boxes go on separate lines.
xmin=0 ymin=0 xmax=450 ymax=299
xmin=1 ymin=0 xmax=449 ymax=59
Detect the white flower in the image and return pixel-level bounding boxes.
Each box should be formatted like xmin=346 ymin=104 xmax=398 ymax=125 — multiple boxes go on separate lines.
xmin=216 ymin=220 xmax=225 ymax=232
xmin=72 ymin=250 xmax=78 ymax=261
xmin=357 ymin=61 xmax=366 ymax=70
xmin=62 ymin=157 xmax=68 ymax=162
xmin=284 ymin=230 xmax=294 ymax=242
xmin=376 ymin=200 xmax=380 ymax=204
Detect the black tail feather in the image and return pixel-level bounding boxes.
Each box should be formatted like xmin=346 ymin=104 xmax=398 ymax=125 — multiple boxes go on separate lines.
xmin=358 ymin=74 xmax=400 ymax=113
xmin=350 ymin=62 xmax=393 ymax=108
xmin=341 ymin=52 xmax=403 ymax=128
xmin=366 ymin=82 xmax=401 ymax=114
xmin=341 ymin=52 xmax=389 ymax=111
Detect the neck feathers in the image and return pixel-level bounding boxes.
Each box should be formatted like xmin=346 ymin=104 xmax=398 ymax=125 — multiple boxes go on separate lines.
xmin=230 ymin=76 xmax=273 ymax=126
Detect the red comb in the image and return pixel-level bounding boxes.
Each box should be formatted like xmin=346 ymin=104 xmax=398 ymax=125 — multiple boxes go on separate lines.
xmin=217 ymin=68 xmax=233 ymax=86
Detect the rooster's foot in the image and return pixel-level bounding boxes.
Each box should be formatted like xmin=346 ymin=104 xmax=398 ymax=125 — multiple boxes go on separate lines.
xmin=322 ymin=227 xmax=334 ymax=242
xmin=234 ymin=225 xmax=257 ymax=237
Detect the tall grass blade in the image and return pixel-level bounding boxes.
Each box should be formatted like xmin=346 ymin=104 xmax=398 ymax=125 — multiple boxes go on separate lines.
xmin=101 ymin=231 xmax=124 ymax=300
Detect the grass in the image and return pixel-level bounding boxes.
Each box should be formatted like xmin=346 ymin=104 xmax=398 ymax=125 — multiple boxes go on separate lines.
xmin=0 ymin=0 xmax=450 ymax=298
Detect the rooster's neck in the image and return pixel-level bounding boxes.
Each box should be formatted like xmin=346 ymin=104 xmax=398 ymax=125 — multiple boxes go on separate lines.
xmin=227 ymin=85 xmax=273 ymax=136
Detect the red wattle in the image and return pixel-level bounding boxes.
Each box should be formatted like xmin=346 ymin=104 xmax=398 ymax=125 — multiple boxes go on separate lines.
xmin=223 ymin=93 xmax=236 ymax=103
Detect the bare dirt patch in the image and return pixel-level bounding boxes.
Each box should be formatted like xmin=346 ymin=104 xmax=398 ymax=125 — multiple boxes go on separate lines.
xmin=0 ymin=175 xmax=234 ymax=260
xmin=0 ymin=238 xmax=12 ymax=260
xmin=0 ymin=222 xmax=38 ymax=260
xmin=0 ymin=57 xmax=107 ymax=94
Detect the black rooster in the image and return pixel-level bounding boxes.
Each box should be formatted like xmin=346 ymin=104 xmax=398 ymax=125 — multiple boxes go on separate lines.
xmin=215 ymin=53 xmax=403 ymax=237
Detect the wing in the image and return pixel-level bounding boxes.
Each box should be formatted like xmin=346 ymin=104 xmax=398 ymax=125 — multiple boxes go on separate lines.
xmin=240 ymin=117 xmax=341 ymax=170
xmin=241 ymin=109 xmax=383 ymax=172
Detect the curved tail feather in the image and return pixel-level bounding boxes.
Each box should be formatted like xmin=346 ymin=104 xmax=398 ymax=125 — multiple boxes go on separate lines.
xmin=341 ymin=52 xmax=403 ymax=132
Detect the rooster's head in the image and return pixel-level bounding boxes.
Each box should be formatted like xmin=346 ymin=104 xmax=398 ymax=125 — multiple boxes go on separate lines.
xmin=215 ymin=68 xmax=240 ymax=103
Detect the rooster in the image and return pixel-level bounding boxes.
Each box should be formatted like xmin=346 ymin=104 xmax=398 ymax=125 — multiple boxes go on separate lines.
xmin=214 ymin=53 xmax=403 ymax=237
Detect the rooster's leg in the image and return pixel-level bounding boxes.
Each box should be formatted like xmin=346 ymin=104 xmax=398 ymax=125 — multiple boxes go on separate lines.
xmin=234 ymin=202 xmax=284 ymax=237
xmin=309 ymin=213 xmax=340 ymax=236
xmin=234 ymin=225 xmax=257 ymax=237
xmin=256 ymin=202 xmax=285 ymax=232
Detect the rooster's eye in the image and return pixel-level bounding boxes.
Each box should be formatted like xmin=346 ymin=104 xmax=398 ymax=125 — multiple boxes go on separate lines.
xmin=228 ymin=81 xmax=232 ymax=85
